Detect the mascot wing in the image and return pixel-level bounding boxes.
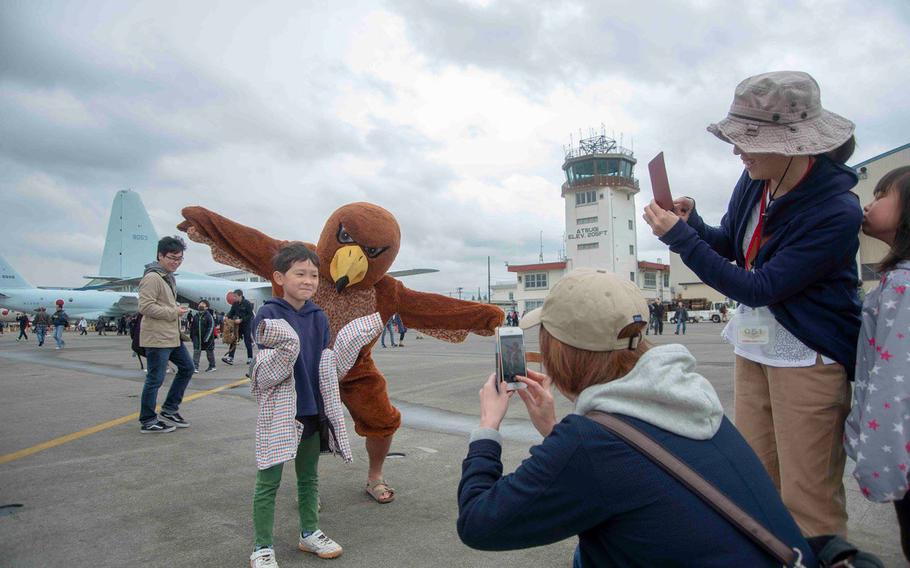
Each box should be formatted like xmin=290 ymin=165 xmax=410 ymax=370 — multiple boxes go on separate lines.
xmin=374 ymin=275 xmax=503 ymax=343
xmin=177 ymin=206 xmax=310 ymax=284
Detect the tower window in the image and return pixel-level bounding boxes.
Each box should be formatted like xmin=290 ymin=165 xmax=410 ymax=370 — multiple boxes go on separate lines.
xmin=629 ymin=244 xmax=635 ymax=255
xmin=628 ymin=219 xmax=633 ymax=230
xmin=577 ymin=216 xmax=598 ymax=225
xmin=577 ymin=242 xmax=599 ymax=250
xmin=630 ymin=272 xmax=635 ymax=282
xmin=576 ymin=190 xmax=597 ymax=206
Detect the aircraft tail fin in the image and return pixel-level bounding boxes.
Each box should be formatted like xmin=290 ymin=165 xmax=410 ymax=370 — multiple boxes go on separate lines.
xmin=0 ymin=253 xmax=34 ymax=289
xmin=98 ymin=190 xmax=160 ymax=279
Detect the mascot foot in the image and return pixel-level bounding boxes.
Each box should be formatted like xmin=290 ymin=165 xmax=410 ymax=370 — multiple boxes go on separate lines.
xmin=366 ymin=479 xmax=395 ymax=504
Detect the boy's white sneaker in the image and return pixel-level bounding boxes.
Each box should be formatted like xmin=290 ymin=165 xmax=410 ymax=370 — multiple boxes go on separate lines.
xmin=298 ymin=530 xmax=343 ymax=559
xmin=250 ymin=547 xmax=279 ymax=568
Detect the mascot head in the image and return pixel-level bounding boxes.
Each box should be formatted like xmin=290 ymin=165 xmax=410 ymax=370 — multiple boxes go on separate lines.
xmin=317 ymin=202 xmax=401 ymax=292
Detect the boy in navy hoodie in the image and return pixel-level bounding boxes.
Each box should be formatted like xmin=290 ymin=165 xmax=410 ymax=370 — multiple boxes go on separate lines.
xmin=249 ymin=243 xmax=340 ymax=568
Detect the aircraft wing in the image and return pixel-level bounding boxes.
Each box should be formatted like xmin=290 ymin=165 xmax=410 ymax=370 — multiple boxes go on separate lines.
xmin=115 ymin=295 xmax=139 ymax=310
xmin=80 ymin=277 xmax=143 ymax=290
xmin=387 ymin=268 xmax=439 ymax=278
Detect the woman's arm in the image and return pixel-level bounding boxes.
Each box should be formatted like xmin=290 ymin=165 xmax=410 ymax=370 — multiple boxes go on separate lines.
xmin=659 ymin=206 xmax=861 ymax=307
xmin=457 ymin=423 xmax=608 ymax=551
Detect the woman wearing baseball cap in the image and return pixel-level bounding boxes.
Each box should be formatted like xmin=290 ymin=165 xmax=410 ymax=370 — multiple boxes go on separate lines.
xmin=456 ymin=268 xmax=814 ymax=567
xmin=642 ymin=71 xmax=860 ymax=537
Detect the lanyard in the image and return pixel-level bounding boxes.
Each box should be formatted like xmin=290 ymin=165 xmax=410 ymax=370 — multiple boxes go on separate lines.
xmin=744 ymin=157 xmax=815 ymax=270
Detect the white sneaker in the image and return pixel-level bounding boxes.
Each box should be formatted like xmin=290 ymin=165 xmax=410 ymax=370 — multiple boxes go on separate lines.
xmin=250 ymin=547 xmax=279 ymax=568
xmin=298 ymin=530 xmax=343 ymax=559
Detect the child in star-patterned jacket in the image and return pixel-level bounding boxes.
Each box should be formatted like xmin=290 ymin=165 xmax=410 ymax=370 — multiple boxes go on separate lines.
xmin=845 ymin=165 xmax=910 ymax=562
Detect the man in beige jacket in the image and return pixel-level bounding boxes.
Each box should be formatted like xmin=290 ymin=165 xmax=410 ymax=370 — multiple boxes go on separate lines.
xmin=138 ymin=236 xmax=194 ymax=434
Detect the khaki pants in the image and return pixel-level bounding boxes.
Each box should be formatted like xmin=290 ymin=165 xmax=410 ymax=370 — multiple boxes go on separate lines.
xmin=734 ymin=355 xmax=850 ymax=537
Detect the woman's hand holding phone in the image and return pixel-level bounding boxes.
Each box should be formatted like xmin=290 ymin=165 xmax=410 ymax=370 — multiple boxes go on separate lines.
xmin=478 ymin=373 xmax=513 ymax=430
xmin=516 ymin=370 xmax=557 ymax=437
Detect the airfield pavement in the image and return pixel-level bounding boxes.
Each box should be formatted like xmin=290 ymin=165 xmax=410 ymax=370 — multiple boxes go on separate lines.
xmin=0 ymin=323 xmax=904 ymax=567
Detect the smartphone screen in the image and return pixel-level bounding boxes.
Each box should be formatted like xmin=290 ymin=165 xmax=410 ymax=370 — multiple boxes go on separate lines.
xmin=499 ymin=333 xmax=527 ymax=383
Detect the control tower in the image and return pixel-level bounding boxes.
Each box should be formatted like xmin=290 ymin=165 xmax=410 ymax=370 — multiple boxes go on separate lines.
xmin=561 ymin=128 xmax=639 ymax=281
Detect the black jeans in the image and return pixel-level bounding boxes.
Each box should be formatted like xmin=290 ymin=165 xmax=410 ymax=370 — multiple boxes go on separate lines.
xmin=896 ymin=491 xmax=910 ymax=562
xmin=227 ymin=320 xmax=253 ymax=360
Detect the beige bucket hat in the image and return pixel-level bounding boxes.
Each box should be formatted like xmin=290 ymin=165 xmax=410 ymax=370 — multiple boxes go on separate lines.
xmin=707 ymin=71 xmax=854 ymax=156
xmin=520 ymin=268 xmax=649 ymax=352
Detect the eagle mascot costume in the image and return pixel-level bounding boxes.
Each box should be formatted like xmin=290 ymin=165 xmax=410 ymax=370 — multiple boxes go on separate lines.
xmin=178 ymin=202 xmax=503 ymax=503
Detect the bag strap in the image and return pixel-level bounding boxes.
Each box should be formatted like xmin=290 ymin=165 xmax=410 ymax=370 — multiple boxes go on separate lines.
xmin=585 ymin=411 xmax=803 ymax=567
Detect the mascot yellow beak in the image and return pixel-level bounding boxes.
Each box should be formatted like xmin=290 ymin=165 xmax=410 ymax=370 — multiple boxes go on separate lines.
xmin=330 ymin=245 xmax=369 ymax=292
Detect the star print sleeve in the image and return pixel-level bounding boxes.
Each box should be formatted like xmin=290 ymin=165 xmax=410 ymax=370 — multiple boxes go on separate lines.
xmin=849 ymin=268 xmax=910 ymax=503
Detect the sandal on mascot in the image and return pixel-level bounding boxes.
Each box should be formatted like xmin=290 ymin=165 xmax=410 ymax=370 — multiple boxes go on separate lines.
xmin=365 ymin=479 xmax=395 ymax=504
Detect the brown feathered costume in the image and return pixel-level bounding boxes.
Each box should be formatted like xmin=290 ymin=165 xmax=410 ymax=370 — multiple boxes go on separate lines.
xmin=178 ymin=202 xmax=503 ymax=439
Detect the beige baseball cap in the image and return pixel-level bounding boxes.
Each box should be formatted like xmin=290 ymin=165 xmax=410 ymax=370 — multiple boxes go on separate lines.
xmin=520 ymin=268 xmax=649 ymax=351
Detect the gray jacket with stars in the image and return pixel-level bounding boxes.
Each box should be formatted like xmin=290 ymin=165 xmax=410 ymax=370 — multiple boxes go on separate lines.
xmin=845 ymin=260 xmax=910 ymax=502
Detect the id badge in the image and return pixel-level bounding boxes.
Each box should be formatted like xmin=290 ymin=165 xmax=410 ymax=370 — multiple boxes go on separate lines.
xmin=734 ymin=306 xmax=775 ymax=346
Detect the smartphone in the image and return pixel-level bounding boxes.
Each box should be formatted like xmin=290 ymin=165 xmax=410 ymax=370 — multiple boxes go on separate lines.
xmin=648 ymin=151 xmax=674 ymax=211
xmin=495 ymin=326 xmax=527 ymax=391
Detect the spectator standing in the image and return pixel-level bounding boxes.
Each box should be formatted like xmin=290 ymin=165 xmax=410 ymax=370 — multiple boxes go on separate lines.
xmin=380 ymin=315 xmax=397 ymax=348
xmin=394 ymin=313 xmax=407 ymax=347
xmin=844 ymin=166 xmax=910 ymax=562
xmin=645 ymin=302 xmax=655 ymax=336
xmin=652 ymin=302 xmax=665 ymax=335
xmin=16 ymin=313 xmax=29 ymax=341
xmin=643 ymin=71 xmax=861 ymax=536
xmin=719 ymin=303 xmax=728 ymax=322
xmin=33 ymin=307 xmax=52 ymax=347
xmin=137 ymin=236 xmax=194 ymax=434
xmin=78 ymin=317 xmax=88 ymax=335
xmin=223 ymin=289 xmax=254 ymax=366
xmin=674 ymin=302 xmax=688 ymax=335
xmin=190 ymin=300 xmax=217 ymax=373
xmin=51 ymin=304 xmax=69 ymax=349
xmin=97 ymin=316 xmax=107 ymax=336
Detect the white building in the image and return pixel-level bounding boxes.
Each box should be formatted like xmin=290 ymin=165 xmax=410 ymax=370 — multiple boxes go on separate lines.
xmin=205 ymin=269 xmax=268 ymax=283
xmin=502 ymin=131 xmax=669 ymax=314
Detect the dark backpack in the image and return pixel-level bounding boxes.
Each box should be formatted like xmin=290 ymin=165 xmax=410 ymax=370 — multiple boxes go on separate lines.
xmin=130 ymin=315 xmax=145 ymax=357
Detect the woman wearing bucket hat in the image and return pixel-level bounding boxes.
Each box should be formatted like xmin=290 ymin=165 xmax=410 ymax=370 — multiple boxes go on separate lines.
xmin=642 ymin=71 xmax=861 ymax=537
xmin=457 ymin=268 xmax=815 ymax=567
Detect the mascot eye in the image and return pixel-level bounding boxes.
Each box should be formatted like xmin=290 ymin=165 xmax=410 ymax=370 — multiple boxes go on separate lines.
xmin=337 ymin=224 xmax=355 ymax=244
xmin=364 ymin=246 xmax=387 ymax=258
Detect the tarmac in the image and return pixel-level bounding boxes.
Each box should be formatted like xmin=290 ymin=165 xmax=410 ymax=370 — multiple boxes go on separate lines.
xmin=0 ymin=324 xmax=904 ymax=567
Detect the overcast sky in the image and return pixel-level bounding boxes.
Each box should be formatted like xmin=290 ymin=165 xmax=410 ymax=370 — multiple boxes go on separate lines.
xmin=2 ymin=0 xmax=908 ymax=297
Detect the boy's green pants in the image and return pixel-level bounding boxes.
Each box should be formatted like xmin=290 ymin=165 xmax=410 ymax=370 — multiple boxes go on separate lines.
xmin=253 ymin=433 xmax=320 ymax=547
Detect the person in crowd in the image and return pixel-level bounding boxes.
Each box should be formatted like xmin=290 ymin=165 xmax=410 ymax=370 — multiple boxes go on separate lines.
xmin=16 ymin=313 xmax=29 ymax=341
xmin=51 ymin=304 xmax=69 ymax=349
xmin=0 ymin=320 xmax=4 ymax=334
xmin=223 ymin=289 xmax=254 ymax=366
xmin=457 ymin=268 xmax=814 ymax=567
xmin=190 ymin=300 xmax=217 ymax=373
xmin=248 ymin=243 xmax=341 ymax=567
xmin=137 ymin=236 xmax=193 ymax=434
xmin=845 ymin=166 xmax=910 ymax=562
xmin=77 ymin=317 xmax=88 ymax=335
xmin=645 ymin=301 xmax=655 ymax=336
xmin=652 ymin=301 xmax=665 ymax=335
xmin=511 ymin=310 xmax=519 ymax=326
xmin=97 ymin=316 xmax=107 ymax=336
xmin=380 ymin=315 xmax=397 ymax=348
xmin=505 ymin=311 xmax=513 ymax=327
xmin=642 ymin=71 xmax=860 ymax=537
xmin=118 ymin=315 xmax=127 ymax=335
xmin=394 ymin=313 xmax=407 ymax=347
xmin=719 ymin=303 xmax=728 ymax=322
xmin=674 ymin=301 xmax=688 ymax=335
xmin=33 ymin=307 xmax=52 ymax=347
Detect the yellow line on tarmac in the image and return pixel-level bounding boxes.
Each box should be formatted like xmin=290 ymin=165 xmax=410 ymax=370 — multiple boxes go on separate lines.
xmin=0 ymin=378 xmax=249 ymax=466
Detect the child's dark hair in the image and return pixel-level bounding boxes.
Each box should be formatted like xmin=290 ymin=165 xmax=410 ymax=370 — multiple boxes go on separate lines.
xmin=875 ymin=165 xmax=910 ymax=272
xmin=157 ymin=236 xmax=187 ymax=256
xmin=272 ymin=242 xmax=320 ymax=273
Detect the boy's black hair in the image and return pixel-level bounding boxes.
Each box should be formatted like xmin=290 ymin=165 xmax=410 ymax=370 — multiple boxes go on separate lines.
xmin=272 ymin=242 xmax=320 ymax=273
xmin=157 ymin=236 xmax=187 ymax=257
xmin=875 ymin=165 xmax=910 ymax=273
